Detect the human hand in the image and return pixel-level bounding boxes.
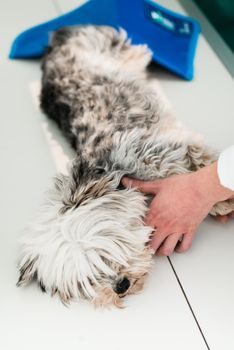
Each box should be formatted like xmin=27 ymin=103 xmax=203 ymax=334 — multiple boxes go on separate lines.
xmin=122 ymin=162 xmax=234 ymax=256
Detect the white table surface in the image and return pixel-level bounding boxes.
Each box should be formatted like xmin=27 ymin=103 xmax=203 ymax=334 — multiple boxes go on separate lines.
xmin=1 ymin=1 xmax=234 ymax=349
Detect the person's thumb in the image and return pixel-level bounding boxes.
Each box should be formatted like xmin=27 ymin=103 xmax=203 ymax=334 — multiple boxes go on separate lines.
xmin=121 ymin=177 xmax=159 ymax=194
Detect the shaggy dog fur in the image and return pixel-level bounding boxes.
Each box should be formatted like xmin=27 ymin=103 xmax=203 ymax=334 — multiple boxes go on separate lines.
xmin=17 ymin=26 xmax=234 ymax=307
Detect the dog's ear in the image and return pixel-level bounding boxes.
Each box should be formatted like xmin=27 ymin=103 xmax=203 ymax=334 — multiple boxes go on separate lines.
xmin=17 ymin=257 xmax=38 ymax=287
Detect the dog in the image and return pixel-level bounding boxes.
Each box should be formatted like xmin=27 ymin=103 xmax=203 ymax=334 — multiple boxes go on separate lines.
xmin=17 ymin=26 xmax=234 ymax=307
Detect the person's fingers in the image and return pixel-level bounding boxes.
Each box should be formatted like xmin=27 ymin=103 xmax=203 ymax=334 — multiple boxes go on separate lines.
xmin=150 ymin=229 xmax=169 ymax=252
xmin=229 ymin=211 xmax=234 ymax=219
xmin=156 ymin=233 xmax=182 ymax=256
xmin=175 ymin=230 xmax=195 ymax=253
xmin=121 ymin=177 xmax=160 ymax=194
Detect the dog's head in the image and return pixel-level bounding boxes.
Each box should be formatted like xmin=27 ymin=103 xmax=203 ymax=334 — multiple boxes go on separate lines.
xmin=17 ymin=157 xmax=153 ymax=307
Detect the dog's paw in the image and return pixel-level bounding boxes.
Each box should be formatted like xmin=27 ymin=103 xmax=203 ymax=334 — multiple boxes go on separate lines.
xmin=209 ymin=198 xmax=234 ymax=217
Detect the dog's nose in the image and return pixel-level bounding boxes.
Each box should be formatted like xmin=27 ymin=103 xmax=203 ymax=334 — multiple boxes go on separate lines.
xmin=115 ymin=277 xmax=130 ymax=294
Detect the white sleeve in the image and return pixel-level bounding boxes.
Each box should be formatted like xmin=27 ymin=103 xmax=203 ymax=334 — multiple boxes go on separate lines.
xmin=217 ymin=145 xmax=234 ymax=191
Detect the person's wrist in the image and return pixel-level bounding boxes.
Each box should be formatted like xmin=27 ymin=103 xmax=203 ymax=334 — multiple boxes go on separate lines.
xmin=197 ymin=162 xmax=234 ymax=204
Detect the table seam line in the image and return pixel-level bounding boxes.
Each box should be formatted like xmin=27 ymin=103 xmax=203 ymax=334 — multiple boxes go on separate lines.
xmin=167 ymin=257 xmax=211 ymax=350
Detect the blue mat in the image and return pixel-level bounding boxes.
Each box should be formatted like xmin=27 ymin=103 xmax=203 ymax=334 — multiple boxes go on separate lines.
xmin=9 ymin=0 xmax=200 ymax=80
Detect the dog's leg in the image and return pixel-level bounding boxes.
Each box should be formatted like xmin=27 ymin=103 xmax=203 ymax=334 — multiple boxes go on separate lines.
xmin=118 ymin=42 xmax=152 ymax=74
xmin=209 ymin=198 xmax=234 ymax=216
xmin=114 ymin=130 xmax=234 ymax=216
xmin=113 ymin=130 xmax=217 ymax=179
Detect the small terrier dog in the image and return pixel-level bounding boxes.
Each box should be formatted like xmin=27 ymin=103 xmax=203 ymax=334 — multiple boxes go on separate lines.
xmin=17 ymin=26 xmax=234 ymax=307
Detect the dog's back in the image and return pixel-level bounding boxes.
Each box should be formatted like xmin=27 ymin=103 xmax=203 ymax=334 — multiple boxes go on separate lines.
xmin=40 ymin=26 xmax=160 ymax=156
